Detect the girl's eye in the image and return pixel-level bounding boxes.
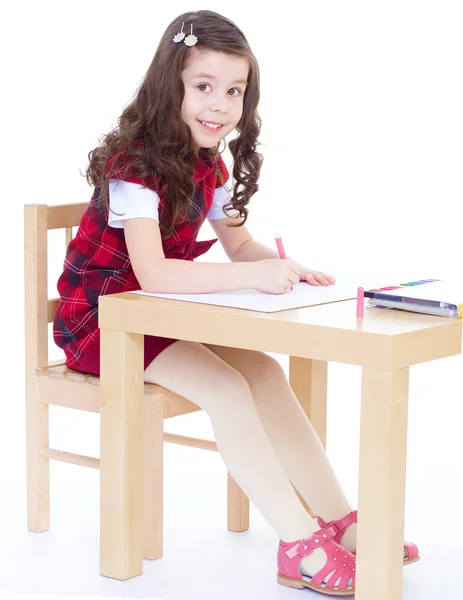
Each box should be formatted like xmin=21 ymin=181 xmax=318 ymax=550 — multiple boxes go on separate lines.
xmin=197 ymin=84 xmax=242 ymax=97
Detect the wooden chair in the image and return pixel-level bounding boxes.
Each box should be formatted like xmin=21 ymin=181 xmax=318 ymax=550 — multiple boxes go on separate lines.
xmin=24 ymin=202 xmax=250 ymax=566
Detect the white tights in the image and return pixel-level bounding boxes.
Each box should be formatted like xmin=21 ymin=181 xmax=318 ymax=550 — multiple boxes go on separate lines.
xmin=144 ymin=341 xmax=357 ymax=575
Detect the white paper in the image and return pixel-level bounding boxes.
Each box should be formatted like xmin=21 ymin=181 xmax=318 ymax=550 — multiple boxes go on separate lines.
xmin=129 ymin=277 xmax=386 ymax=313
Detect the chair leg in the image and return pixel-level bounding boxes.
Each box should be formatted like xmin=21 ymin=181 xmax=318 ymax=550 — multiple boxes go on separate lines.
xmin=143 ymin=394 xmax=164 ymax=560
xmin=26 ymin=377 xmax=50 ymax=532
xmin=227 ymin=472 xmax=249 ymax=532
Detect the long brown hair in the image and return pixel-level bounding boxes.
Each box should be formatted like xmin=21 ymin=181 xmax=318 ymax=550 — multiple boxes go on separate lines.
xmin=85 ymin=10 xmax=263 ymax=239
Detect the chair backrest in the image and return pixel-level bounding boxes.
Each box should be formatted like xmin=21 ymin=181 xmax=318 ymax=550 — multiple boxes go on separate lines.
xmin=24 ymin=203 xmax=88 ymax=375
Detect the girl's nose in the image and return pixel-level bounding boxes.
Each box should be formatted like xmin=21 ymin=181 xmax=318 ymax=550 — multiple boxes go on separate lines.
xmin=208 ymin=95 xmax=228 ymax=114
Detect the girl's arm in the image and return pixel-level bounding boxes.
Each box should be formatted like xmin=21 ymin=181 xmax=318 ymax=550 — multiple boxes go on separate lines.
xmin=209 ymin=215 xmax=279 ymax=262
xmin=125 ymin=217 xmax=305 ymax=295
xmin=124 ymin=218 xmax=257 ymax=294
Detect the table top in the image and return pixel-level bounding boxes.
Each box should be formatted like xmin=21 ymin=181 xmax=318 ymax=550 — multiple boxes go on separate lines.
xmin=99 ymin=293 xmax=462 ymax=369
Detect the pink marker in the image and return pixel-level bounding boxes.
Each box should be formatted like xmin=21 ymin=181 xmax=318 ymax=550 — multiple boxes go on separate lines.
xmin=275 ymin=234 xmax=292 ymax=290
xmin=275 ymin=235 xmax=287 ymax=259
xmin=357 ymin=287 xmax=364 ymax=318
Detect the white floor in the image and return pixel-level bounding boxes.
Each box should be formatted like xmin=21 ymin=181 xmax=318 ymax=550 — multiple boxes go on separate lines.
xmin=1 ymin=355 xmax=462 ymax=600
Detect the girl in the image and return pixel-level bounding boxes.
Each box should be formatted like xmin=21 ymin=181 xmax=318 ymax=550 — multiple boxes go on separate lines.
xmin=53 ymin=9 xmax=418 ymax=595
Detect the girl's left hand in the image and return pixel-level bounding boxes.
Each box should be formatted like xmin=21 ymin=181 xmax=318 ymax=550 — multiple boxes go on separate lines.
xmin=297 ymin=265 xmax=336 ymax=286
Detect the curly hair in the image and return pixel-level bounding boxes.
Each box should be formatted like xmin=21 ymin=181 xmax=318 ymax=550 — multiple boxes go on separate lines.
xmin=85 ymin=9 xmax=263 ymax=239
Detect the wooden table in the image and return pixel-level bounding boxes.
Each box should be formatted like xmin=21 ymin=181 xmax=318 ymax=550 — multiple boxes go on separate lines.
xmin=98 ymin=292 xmax=462 ymax=599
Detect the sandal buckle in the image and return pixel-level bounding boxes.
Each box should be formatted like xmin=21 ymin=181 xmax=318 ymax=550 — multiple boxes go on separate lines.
xmin=330 ymin=522 xmax=341 ymax=535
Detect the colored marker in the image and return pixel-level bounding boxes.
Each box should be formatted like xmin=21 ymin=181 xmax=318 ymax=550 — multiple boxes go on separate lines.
xmin=357 ymin=287 xmax=364 ymax=318
xmin=275 ymin=234 xmax=292 ymax=290
xmin=275 ymin=234 xmax=287 ymax=259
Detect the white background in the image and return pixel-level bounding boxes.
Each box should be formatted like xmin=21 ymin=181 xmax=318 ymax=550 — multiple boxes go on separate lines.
xmin=2 ymin=1 xmax=463 ymax=599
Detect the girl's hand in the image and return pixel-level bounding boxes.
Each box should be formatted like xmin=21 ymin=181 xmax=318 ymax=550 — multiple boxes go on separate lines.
xmin=297 ymin=265 xmax=336 ymax=286
xmin=250 ymin=258 xmax=303 ymax=295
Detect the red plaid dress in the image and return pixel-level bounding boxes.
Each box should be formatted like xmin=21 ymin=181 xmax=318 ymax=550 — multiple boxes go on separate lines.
xmin=53 ymin=148 xmax=229 ymax=375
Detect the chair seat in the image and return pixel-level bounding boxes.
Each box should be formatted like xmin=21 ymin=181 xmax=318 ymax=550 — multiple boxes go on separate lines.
xmin=37 ymin=363 xmax=161 ymax=394
xmin=36 ymin=362 xmax=200 ymax=418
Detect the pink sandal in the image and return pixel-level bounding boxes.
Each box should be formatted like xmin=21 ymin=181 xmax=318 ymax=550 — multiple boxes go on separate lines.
xmin=277 ymin=524 xmax=356 ymax=596
xmin=317 ymin=510 xmax=420 ymax=566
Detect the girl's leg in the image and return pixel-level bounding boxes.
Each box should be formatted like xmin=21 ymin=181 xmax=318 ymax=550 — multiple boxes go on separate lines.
xmin=204 ymin=344 xmax=357 ymax=552
xmin=144 ymin=341 xmax=340 ymax=576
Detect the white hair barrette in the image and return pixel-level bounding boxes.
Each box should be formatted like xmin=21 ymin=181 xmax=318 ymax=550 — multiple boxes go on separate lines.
xmin=173 ymin=22 xmax=198 ymax=46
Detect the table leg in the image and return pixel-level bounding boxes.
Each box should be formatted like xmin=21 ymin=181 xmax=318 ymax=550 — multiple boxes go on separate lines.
xmin=289 ymin=357 xmax=327 ymax=448
xmin=100 ymin=328 xmax=144 ymax=580
xmin=356 ymin=367 xmax=409 ymax=600
xmin=289 ymin=357 xmax=328 ymax=517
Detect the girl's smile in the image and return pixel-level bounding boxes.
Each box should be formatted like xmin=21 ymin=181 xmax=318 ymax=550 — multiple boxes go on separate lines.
xmin=197 ymin=119 xmax=226 ymax=133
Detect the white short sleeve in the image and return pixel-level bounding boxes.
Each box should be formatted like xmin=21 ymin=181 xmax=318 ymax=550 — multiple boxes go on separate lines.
xmin=108 ymin=179 xmax=160 ymax=228
xmin=207 ymin=185 xmax=237 ymax=220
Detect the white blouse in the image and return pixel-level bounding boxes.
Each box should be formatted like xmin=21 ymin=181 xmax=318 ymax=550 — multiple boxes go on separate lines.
xmin=107 ymin=179 xmax=233 ymax=228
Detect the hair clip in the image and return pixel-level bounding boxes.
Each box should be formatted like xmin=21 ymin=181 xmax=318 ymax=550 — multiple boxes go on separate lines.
xmin=173 ymin=22 xmax=198 ymax=46
xmin=184 ymin=24 xmax=198 ymax=46
xmin=173 ymin=22 xmax=185 ymax=43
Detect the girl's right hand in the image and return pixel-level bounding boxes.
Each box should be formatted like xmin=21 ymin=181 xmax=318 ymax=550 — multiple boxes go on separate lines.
xmin=250 ymin=258 xmax=303 ymax=295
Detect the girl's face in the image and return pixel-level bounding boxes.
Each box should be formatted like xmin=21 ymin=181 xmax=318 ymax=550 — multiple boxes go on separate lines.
xmin=181 ymin=48 xmax=249 ymax=152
